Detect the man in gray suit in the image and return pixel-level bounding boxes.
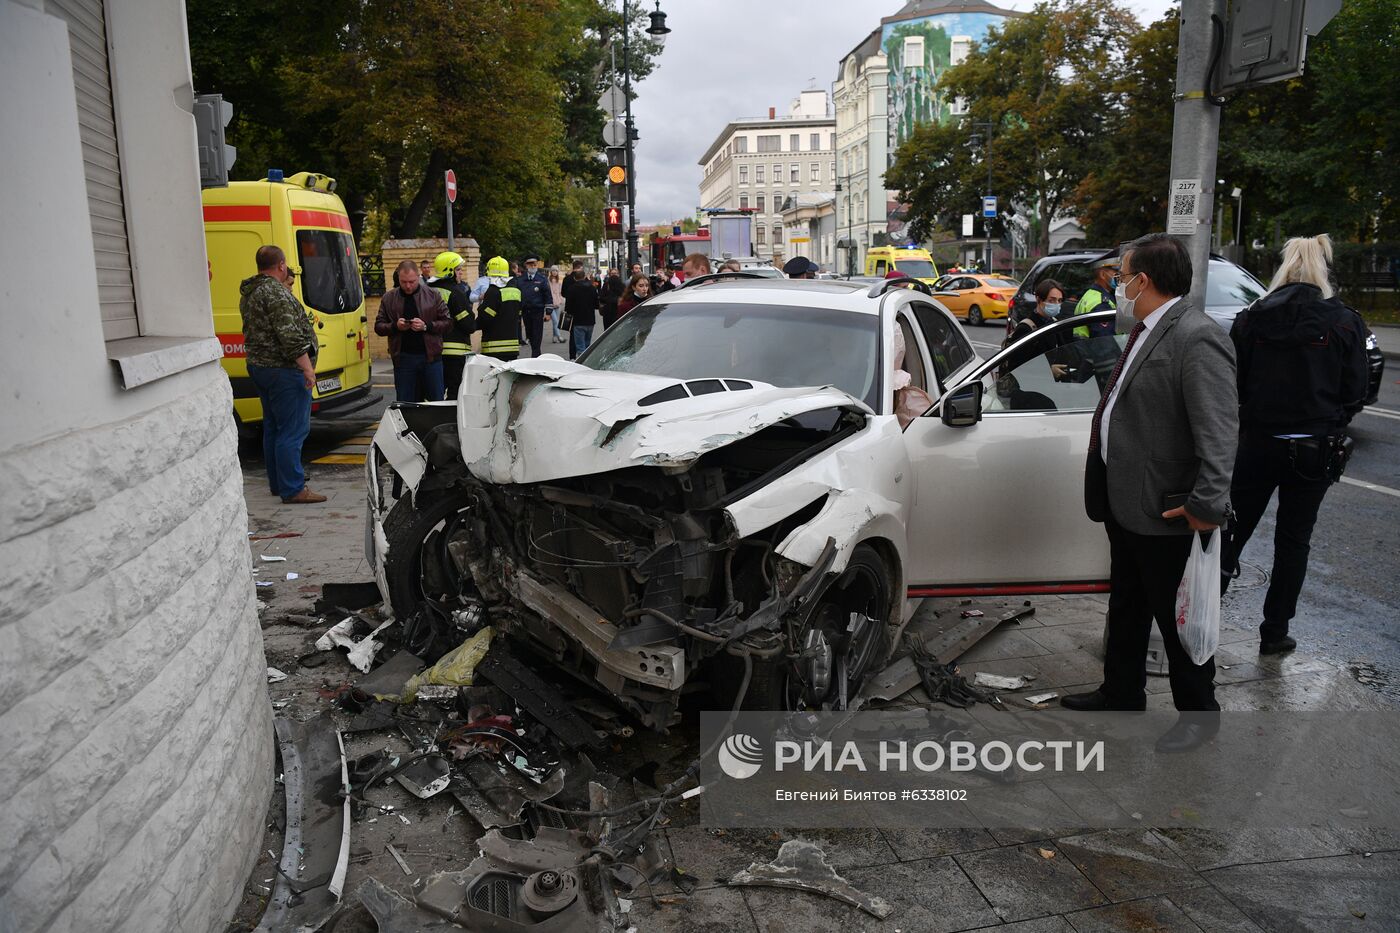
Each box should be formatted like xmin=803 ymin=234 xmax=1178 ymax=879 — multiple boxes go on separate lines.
xmin=1062 ymin=234 xmax=1238 ymax=745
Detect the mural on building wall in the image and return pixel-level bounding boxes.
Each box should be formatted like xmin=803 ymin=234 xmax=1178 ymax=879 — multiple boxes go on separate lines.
xmin=882 ymin=13 xmax=1003 ymax=154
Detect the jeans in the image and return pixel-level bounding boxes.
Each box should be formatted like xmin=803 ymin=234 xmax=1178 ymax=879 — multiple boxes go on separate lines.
xmin=571 ymin=324 xmax=594 ymax=359
xmin=1102 ymin=517 xmax=1219 ymax=711
xmin=522 ymin=308 xmax=544 ymax=358
xmin=248 ymin=364 xmax=311 ymax=499
xmin=1222 ymin=433 xmax=1333 ymax=642
xmin=546 ymin=306 xmax=561 ymax=341
xmin=393 ymin=352 xmax=444 ymax=402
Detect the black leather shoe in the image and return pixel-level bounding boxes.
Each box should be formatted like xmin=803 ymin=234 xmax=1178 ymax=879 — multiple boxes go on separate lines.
xmin=1259 ymin=636 xmax=1297 ymax=655
xmin=1060 ymin=690 xmax=1146 ymax=712
xmin=1155 ymin=714 xmax=1220 ymax=754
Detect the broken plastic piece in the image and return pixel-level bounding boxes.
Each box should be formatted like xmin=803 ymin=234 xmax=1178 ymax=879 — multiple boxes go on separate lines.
xmin=394 ymin=756 xmax=452 ymax=799
xmin=960 ymin=609 xmax=985 ymax=618
xmin=726 ymin=840 xmax=892 ymax=919
xmin=260 ymin=554 xmax=288 ymax=562
xmin=1025 ymin=691 xmax=1058 ymax=705
xmin=266 ymin=667 xmax=288 ymax=683
xmin=972 ymin=672 xmax=1034 ymax=690
xmin=286 ymin=572 xmax=299 ymax=580
xmin=316 ymin=617 xmax=392 ymax=674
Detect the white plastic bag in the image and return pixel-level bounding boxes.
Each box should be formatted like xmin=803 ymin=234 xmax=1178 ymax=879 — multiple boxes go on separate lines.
xmin=1174 ymin=530 xmax=1221 ymax=666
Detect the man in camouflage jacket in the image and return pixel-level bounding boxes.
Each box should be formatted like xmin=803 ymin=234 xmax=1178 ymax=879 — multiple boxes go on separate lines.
xmin=241 ymin=245 xmax=326 ymax=503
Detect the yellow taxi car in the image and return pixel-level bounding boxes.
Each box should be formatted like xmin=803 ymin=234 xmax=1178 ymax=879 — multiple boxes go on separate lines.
xmin=931 ymin=273 xmax=1021 ymax=326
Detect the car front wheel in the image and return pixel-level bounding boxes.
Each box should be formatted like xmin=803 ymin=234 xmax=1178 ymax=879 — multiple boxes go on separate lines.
xmin=742 ymin=544 xmax=892 ymax=711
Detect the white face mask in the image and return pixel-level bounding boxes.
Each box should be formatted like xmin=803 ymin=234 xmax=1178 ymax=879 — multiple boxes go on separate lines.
xmin=1115 ymin=273 xmax=1141 ymax=333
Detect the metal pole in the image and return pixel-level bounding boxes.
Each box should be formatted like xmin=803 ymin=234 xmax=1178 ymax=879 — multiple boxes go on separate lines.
xmin=1166 ymin=0 xmax=1225 ymax=309
xmin=1235 ymin=190 xmax=1243 ymax=249
xmin=446 ymin=196 xmax=454 ymax=251
xmin=985 ymin=130 xmax=993 ymax=273
xmin=622 ymin=1 xmax=640 ymax=271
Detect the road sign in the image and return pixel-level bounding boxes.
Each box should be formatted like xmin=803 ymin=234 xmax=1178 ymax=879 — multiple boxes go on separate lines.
xmin=982 ymin=196 xmax=997 ymax=218
xmin=962 ymin=214 xmax=974 ymax=237
xmin=444 ymin=169 xmax=457 ymax=204
xmin=1217 ymin=0 xmax=1341 ymax=92
xmin=1166 ymin=178 xmax=1202 ymax=235
xmin=603 ymin=120 xmax=627 ymax=147
xmin=603 ymin=207 xmax=623 ymax=240
xmin=598 ymin=83 xmax=626 ymax=115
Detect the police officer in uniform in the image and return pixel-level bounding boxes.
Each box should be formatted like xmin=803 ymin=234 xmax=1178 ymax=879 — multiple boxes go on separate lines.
xmin=1072 ymin=254 xmax=1119 ymax=339
xmin=427 ymin=251 xmax=476 ymax=398
xmin=477 ymin=255 xmax=522 ymax=361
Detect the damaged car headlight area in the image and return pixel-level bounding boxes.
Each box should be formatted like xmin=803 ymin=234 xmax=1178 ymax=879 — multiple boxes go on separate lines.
xmin=368 ymin=382 xmax=888 ymax=730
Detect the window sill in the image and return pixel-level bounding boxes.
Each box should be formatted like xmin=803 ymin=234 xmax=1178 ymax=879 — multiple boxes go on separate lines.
xmin=106 ymin=335 xmax=223 ymax=389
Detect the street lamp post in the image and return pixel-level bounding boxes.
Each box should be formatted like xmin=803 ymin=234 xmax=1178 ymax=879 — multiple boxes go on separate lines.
xmin=969 ymin=121 xmax=994 ymax=273
xmin=621 ymin=1 xmax=670 ymax=271
xmin=836 ymin=176 xmax=855 ymax=277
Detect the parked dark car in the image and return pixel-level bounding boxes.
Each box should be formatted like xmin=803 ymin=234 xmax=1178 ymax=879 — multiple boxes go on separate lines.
xmin=1010 ymin=251 xmax=1384 ymax=405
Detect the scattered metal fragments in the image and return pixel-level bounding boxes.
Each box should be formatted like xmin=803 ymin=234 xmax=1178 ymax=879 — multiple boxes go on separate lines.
xmin=476 ymin=643 xmax=605 ymax=750
xmin=266 ymin=667 xmax=288 ymax=683
xmin=1025 ymin=691 xmax=1059 ymax=707
xmin=726 ymin=840 xmax=893 ymax=919
xmin=315 ymin=617 xmax=392 ymax=673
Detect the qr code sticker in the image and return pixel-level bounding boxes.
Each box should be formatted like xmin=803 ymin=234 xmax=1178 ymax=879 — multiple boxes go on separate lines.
xmin=1172 ymin=194 xmax=1195 ymax=216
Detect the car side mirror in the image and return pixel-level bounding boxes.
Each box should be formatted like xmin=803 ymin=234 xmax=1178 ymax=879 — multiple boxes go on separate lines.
xmin=940 ymin=382 xmax=982 ymax=427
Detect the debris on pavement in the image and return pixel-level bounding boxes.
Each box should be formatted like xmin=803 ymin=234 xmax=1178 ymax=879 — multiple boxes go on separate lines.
xmin=960 ymin=609 xmax=984 ymax=618
xmin=972 ymin=672 xmax=1035 ymax=690
xmin=1025 ymin=691 xmax=1059 ymax=707
xmin=315 ymin=616 xmax=393 ymax=674
xmin=1038 ymin=847 xmax=1056 ymax=859
xmin=315 ymin=581 xmax=384 ymax=614
xmin=401 ymin=626 xmax=494 ymax=700
xmin=385 ymin=844 xmax=413 ymax=877
xmin=907 ymin=634 xmax=1004 ymax=709
xmin=266 ymin=666 xmax=288 ymax=684
xmin=726 ymin=840 xmax=893 ymax=919
xmin=251 ymin=532 xmax=303 ymax=541
xmin=259 ymin=554 xmax=288 ymax=562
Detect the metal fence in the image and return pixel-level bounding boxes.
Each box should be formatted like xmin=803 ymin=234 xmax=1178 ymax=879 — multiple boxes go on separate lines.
xmin=359 ymin=255 xmax=386 ymax=297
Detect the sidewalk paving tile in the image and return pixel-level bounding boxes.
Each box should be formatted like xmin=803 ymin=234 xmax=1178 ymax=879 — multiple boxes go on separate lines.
xmin=665 ymin=826 xmax=897 ymax=881
xmin=955 ymin=843 xmax=1109 ymax=922
xmin=1053 ymin=830 xmax=1206 ymax=901
xmin=955 ymin=918 xmax=1076 ymax=933
xmin=1166 ymin=886 xmax=1266 ymax=932
xmin=1063 ymin=895 xmax=1205 ymax=932
xmin=879 ymin=827 xmax=1001 ymax=861
xmin=958 ymin=629 xmax=1054 ymax=663
xmin=624 ymin=884 xmax=757 ymax=933
xmin=1201 ymin=851 xmax=1400 ymax=932
xmin=1155 ymin=828 xmax=1355 ymax=871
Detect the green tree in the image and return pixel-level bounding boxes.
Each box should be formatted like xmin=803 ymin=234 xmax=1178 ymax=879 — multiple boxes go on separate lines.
xmin=886 ymin=0 xmax=1137 ymax=254
xmin=1071 ymin=12 xmax=1178 ymax=246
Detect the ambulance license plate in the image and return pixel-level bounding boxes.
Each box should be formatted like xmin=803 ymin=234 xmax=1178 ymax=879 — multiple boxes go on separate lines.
xmin=316 ymin=375 xmax=342 ymax=394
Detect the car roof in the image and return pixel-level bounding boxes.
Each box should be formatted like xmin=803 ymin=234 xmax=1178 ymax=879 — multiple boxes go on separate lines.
xmin=649 ymin=277 xmax=889 ymax=315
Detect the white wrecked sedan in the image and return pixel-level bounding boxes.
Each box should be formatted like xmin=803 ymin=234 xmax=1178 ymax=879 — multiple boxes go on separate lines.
xmin=366 ymin=276 xmax=1118 ymax=728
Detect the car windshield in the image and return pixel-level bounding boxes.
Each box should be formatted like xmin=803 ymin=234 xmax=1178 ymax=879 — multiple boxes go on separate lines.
xmin=296 ymin=229 xmax=363 ymax=315
xmin=895 ymin=259 xmax=936 ymax=278
xmin=1206 ymin=262 xmax=1266 ymax=309
xmin=581 ymin=301 xmax=881 ymax=408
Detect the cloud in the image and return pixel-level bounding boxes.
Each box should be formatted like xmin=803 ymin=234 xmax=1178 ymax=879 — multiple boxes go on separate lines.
xmin=627 ymin=0 xmax=1174 ymax=225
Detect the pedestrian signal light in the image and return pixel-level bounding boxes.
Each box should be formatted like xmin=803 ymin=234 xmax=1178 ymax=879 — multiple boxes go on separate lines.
xmin=604 ymin=207 xmax=624 ymax=240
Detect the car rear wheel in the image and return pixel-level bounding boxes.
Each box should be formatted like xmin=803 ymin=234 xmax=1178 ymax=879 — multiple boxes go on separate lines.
xmin=741 ymin=544 xmax=892 ymax=711
xmin=968 ymin=305 xmax=984 ymax=327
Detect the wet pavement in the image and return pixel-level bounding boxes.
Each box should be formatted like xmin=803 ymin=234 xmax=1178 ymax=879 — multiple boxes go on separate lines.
xmin=232 ymin=346 xmax=1400 ymax=933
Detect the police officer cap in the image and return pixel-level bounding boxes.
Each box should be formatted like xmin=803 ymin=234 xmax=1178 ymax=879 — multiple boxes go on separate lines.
xmin=783 ymin=256 xmax=818 ymax=277
xmin=1089 ymin=251 xmax=1120 ymax=270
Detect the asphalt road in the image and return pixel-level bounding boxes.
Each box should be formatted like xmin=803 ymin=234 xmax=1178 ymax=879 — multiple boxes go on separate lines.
xmin=250 ymin=320 xmax=1400 ymax=701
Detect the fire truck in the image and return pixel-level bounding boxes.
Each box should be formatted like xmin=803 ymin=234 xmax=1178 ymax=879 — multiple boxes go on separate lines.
xmin=649 ymin=228 xmax=709 ymax=272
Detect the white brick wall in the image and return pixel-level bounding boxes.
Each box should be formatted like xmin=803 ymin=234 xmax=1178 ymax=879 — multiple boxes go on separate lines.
xmin=0 ymin=371 xmax=273 ymax=933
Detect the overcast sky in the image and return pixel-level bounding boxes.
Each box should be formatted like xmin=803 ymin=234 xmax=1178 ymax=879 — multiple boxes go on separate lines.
xmin=627 ymin=0 xmax=1176 ymax=225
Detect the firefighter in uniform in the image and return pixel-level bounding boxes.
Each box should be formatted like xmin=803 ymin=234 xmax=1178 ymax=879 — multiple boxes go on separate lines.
xmin=427 ymin=251 xmax=476 ymax=399
xmin=477 ymin=255 xmax=522 ymax=361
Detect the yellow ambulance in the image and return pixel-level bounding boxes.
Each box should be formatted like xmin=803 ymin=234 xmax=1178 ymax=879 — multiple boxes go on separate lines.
xmin=863 ymin=245 xmax=939 ymax=285
xmin=203 ymin=170 xmax=373 ymax=427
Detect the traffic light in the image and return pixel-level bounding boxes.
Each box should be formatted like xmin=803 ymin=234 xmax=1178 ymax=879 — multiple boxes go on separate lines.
xmin=603 ymin=206 xmax=624 ymax=240
xmin=606 ymin=147 xmax=628 ymax=204
xmin=193 ymin=93 xmax=236 ymax=188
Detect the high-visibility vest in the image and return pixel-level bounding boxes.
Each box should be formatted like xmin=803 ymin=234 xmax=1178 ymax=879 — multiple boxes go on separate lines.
xmin=1073 ymin=284 xmax=1113 ymax=339
xmin=430 ymin=279 xmax=476 ymax=357
xmin=479 ymin=284 xmax=522 ymax=357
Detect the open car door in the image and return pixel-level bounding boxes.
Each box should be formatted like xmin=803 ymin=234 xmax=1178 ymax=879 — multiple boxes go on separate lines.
xmin=901 ymin=310 xmax=1122 ymax=597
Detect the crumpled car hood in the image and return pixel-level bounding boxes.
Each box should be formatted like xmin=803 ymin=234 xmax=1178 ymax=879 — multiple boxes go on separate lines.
xmin=456 ymin=355 xmax=870 ymax=485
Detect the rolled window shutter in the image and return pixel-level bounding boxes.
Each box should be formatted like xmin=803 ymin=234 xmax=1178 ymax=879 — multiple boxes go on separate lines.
xmin=48 ymin=0 xmax=138 ymax=339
